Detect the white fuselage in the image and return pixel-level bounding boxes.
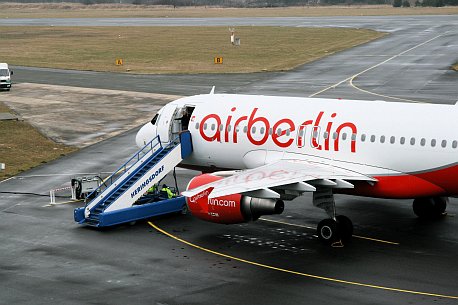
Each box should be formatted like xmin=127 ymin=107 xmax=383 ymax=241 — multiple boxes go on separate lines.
xmin=136 ymin=94 xmax=458 ymax=199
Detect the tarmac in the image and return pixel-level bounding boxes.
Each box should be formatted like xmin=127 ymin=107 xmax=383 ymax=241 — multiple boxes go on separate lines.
xmin=0 ymin=83 xmax=180 ymax=147
xmin=1 ymin=14 xmax=458 ymax=305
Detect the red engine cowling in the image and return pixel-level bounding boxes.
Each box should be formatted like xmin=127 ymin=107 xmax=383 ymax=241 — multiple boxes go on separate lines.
xmin=185 ymin=174 xmax=284 ymax=224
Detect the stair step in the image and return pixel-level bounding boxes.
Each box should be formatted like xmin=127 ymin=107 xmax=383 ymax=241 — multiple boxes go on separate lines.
xmin=81 ymin=137 xmax=185 ymax=224
xmin=85 ymin=220 xmax=99 ymax=226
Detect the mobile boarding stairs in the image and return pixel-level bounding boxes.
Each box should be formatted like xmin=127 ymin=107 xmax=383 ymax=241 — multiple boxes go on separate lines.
xmin=74 ymin=131 xmax=192 ymax=227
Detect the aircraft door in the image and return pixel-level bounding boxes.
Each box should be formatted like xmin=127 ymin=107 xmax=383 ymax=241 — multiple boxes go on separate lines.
xmin=311 ymin=126 xmax=321 ymax=148
xmin=157 ymin=103 xmax=178 ymax=144
xmin=296 ymin=125 xmax=308 ymax=148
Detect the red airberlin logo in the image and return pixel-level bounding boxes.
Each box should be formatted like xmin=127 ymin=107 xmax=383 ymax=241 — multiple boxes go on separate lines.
xmin=189 ymin=187 xmax=214 ymax=204
xmin=198 ymin=107 xmax=357 ymax=152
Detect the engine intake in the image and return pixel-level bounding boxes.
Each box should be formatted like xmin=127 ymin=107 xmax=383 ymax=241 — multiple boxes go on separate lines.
xmin=241 ymin=197 xmax=284 ymax=221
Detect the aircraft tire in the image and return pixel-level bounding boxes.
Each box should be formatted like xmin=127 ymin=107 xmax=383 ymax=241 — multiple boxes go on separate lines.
xmin=433 ymin=197 xmax=447 ymax=215
xmin=413 ymin=197 xmax=447 ymax=219
xmin=181 ymin=204 xmax=188 ymax=215
xmin=336 ymin=215 xmax=353 ymax=241
xmin=317 ymin=219 xmax=340 ymax=245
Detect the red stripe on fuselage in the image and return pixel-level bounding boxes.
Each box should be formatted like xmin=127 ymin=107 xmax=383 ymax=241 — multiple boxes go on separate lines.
xmin=341 ymin=164 xmax=458 ymax=199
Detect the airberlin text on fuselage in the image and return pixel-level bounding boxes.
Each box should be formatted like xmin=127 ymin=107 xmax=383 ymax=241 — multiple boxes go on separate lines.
xmin=199 ymin=107 xmax=358 ymax=152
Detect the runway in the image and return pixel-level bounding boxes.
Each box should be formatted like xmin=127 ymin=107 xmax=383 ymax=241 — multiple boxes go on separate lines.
xmin=1 ymin=15 xmax=458 ymax=305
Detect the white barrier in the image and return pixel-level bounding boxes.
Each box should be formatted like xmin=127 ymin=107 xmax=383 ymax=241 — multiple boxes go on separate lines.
xmin=49 ymin=186 xmax=76 ymax=205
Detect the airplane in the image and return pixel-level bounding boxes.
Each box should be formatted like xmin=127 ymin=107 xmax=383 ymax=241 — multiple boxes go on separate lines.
xmin=135 ymin=90 xmax=456 ymax=245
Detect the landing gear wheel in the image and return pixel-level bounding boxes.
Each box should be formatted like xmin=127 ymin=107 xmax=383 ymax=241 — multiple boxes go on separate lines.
xmin=433 ymin=197 xmax=447 ymax=215
xmin=181 ymin=204 xmax=188 ymax=215
xmin=336 ymin=215 xmax=353 ymax=241
xmin=413 ymin=197 xmax=448 ymax=219
xmin=317 ymin=219 xmax=340 ymax=245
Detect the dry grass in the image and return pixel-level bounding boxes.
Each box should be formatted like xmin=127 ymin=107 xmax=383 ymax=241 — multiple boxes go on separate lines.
xmin=0 ymin=26 xmax=385 ymax=74
xmin=0 ymin=102 xmax=10 ymax=113
xmin=0 ymin=4 xmax=457 ymax=18
xmin=0 ymin=101 xmax=76 ymax=180
xmin=453 ymin=62 xmax=458 ymax=71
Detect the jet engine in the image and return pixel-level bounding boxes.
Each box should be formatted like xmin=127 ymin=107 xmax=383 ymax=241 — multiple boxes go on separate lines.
xmin=185 ymin=174 xmax=284 ymax=224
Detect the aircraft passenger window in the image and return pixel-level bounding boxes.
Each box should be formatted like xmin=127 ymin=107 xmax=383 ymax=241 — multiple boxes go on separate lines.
xmin=298 ymin=129 xmax=304 ymax=137
xmin=420 ymin=138 xmax=426 ymax=146
xmin=219 ymin=124 xmax=224 ymax=131
xmin=204 ymin=123 xmax=208 ymax=130
xmin=313 ymin=130 xmax=319 ymax=138
xmin=252 ymin=126 xmax=256 ymax=134
xmin=361 ymin=134 xmax=366 ymax=142
xmin=441 ymin=140 xmax=447 ymax=148
xmin=453 ymin=140 xmax=458 ymax=148
xmin=235 ymin=126 xmax=240 ymax=133
xmin=277 ymin=128 xmax=283 ymax=136
xmin=342 ymin=133 xmax=347 ymax=140
xmin=333 ymin=132 xmax=338 ymax=140
xmin=227 ymin=125 xmax=232 ymax=132
xmin=195 ymin=122 xmax=199 ymax=129
xmin=286 ymin=129 xmax=291 ymax=136
xmin=351 ymin=134 xmax=356 ymax=141
xmin=410 ymin=137 xmax=415 ymax=145
xmin=211 ymin=124 xmax=215 ymax=131
xmin=380 ymin=135 xmax=385 ymax=143
xmin=269 ymin=128 xmax=273 ymax=135
xmin=370 ymin=135 xmax=376 ymax=143
xmin=400 ymin=137 xmax=405 ymax=145
xmin=390 ymin=136 xmax=395 ymax=144
xmin=323 ymin=132 xmax=329 ymax=139
xmin=260 ymin=127 xmax=265 ymax=134
xmin=431 ymin=139 xmax=436 ymax=147
xmin=243 ymin=126 xmax=248 ymax=133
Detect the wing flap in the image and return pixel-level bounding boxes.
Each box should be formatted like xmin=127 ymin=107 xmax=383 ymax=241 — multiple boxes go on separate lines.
xmin=182 ymin=159 xmax=374 ymax=199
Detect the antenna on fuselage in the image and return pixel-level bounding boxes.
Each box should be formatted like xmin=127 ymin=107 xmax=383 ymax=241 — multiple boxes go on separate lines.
xmin=209 ymin=86 xmax=215 ymax=95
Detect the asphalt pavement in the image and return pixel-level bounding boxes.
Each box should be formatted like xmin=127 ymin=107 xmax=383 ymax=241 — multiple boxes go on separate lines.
xmin=1 ymin=14 xmax=458 ymax=305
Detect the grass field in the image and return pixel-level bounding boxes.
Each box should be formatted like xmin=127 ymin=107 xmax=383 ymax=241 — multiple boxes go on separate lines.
xmin=0 ymin=26 xmax=385 ymax=74
xmin=0 ymin=102 xmax=76 ymax=181
xmin=0 ymin=4 xmax=457 ymax=18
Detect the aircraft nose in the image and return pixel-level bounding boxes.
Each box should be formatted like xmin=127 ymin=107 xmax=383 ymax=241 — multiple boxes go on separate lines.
xmin=136 ymin=123 xmax=157 ymax=148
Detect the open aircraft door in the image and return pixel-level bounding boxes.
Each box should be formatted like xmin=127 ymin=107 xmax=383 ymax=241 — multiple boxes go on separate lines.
xmin=157 ymin=103 xmax=178 ymax=144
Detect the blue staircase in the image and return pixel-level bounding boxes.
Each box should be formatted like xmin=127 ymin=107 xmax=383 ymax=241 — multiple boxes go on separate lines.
xmin=74 ymin=131 xmax=192 ymax=227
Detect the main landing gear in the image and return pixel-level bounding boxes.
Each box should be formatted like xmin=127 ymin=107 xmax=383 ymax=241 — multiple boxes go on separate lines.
xmin=313 ymin=189 xmax=353 ymax=246
xmin=413 ymin=197 xmax=448 ymax=219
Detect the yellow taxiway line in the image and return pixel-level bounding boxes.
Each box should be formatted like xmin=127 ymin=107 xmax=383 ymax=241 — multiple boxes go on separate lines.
xmin=149 ymin=221 xmax=458 ymax=300
xmin=259 ymin=218 xmax=399 ymax=245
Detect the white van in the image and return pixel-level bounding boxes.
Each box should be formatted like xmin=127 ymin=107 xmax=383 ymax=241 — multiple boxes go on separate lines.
xmin=0 ymin=63 xmax=13 ymax=91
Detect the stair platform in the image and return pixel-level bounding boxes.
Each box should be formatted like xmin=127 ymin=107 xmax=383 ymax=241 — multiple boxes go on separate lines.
xmin=74 ymin=196 xmax=186 ymax=227
xmin=74 ymin=130 xmax=192 ymax=227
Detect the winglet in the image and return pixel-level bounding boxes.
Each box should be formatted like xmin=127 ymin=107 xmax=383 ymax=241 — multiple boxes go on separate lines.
xmin=209 ymin=86 xmax=215 ymax=95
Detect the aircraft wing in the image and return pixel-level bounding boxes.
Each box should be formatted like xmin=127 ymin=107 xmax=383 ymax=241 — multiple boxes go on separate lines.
xmin=182 ymin=159 xmax=376 ymax=200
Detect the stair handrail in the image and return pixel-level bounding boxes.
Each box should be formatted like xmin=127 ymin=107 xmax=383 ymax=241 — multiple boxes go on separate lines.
xmin=84 ymin=135 xmax=162 ymax=203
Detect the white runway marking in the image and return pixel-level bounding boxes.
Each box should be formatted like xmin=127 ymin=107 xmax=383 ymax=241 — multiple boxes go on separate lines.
xmin=309 ymin=33 xmax=446 ymax=102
